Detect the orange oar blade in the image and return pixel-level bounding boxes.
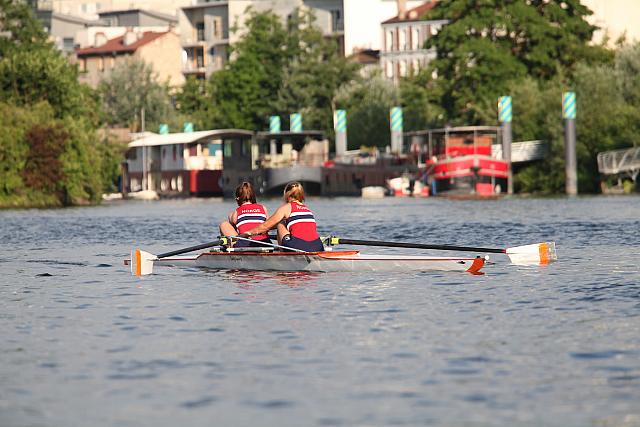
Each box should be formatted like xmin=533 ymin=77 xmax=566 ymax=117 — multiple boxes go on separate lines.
xmin=505 ymin=242 xmax=557 ymax=266
xmin=130 ymin=249 xmax=156 ymax=276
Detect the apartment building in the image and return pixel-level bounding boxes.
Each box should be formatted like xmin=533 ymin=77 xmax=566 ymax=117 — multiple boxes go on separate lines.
xmin=380 ymin=1 xmax=446 ymax=83
xmin=178 ymin=0 xmax=345 ymax=79
xmin=75 ymin=30 xmax=185 ymax=88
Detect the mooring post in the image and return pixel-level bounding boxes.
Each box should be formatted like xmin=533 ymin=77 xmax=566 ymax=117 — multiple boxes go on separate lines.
xmin=334 ymin=109 xmax=347 ymax=157
xmin=269 ymin=115 xmax=280 ymax=156
xmin=390 ymin=106 xmax=403 ymax=154
xmin=498 ymin=96 xmax=513 ymax=195
xmin=563 ymin=91 xmax=578 ymax=195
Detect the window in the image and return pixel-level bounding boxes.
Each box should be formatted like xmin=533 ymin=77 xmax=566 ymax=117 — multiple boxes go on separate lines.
xmin=196 ymin=22 xmax=205 ymax=41
xmin=412 ymin=27 xmax=420 ymax=50
xmin=386 ymin=30 xmax=394 ymax=51
xmin=63 ymin=37 xmax=74 ymax=51
xmin=385 ymin=61 xmax=393 ymax=78
xmin=79 ymin=59 xmax=86 ymax=72
xmin=330 ymin=9 xmax=342 ymax=32
xmin=223 ymin=142 xmax=233 ymax=158
xmin=196 ymin=47 xmax=204 ymax=68
xmin=212 ymin=17 xmax=222 ymax=38
xmin=109 ymin=56 xmax=115 ymax=69
xmin=399 ymin=28 xmax=407 ymax=50
xmin=98 ymin=57 xmax=104 ymax=72
xmin=400 ymin=60 xmax=407 ymax=77
xmin=241 ymin=140 xmax=251 ymax=157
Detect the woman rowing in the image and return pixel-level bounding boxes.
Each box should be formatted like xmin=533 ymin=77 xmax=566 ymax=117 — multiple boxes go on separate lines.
xmin=241 ymin=181 xmax=324 ymax=252
xmin=219 ymin=182 xmax=271 ymax=248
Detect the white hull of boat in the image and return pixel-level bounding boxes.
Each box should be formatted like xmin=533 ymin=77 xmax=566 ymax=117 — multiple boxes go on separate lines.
xmin=151 ymin=251 xmax=486 ymax=274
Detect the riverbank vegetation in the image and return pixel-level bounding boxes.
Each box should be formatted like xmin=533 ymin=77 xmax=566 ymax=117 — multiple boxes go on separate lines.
xmin=1 ymin=0 xmax=638 ymax=208
xmin=0 ymin=0 xmax=124 ymax=208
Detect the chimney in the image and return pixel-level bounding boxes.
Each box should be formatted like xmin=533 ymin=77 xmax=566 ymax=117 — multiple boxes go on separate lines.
xmin=397 ymin=0 xmax=407 ymax=20
xmin=94 ymin=32 xmax=107 ymax=47
xmin=123 ymin=29 xmax=137 ymax=46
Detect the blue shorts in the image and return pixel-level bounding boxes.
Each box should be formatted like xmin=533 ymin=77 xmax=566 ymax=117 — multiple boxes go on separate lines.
xmin=281 ymin=235 xmax=325 ymax=252
xmin=234 ymin=237 xmax=272 ymax=248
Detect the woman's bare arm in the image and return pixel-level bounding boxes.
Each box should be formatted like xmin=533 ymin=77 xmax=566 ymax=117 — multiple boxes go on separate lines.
xmin=244 ymin=204 xmax=289 ymax=236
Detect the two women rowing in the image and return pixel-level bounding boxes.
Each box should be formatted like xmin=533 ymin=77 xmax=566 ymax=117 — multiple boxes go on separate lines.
xmin=219 ymin=181 xmax=324 ymax=252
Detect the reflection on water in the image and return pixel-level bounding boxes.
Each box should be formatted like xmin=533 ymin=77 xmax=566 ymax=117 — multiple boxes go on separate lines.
xmin=0 ymin=196 xmax=639 ymax=427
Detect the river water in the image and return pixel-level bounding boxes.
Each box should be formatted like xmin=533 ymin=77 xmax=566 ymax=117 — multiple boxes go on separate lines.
xmin=1 ymin=196 xmax=639 ymax=427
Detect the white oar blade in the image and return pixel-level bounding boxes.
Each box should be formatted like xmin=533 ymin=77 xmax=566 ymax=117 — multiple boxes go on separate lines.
xmin=505 ymin=242 xmax=557 ymax=266
xmin=130 ymin=249 xmax=157 ymax=276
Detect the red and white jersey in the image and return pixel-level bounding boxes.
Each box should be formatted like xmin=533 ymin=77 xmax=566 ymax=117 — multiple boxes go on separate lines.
xmin=285 ymin=202 xmax=319 ymax=241
xmin=235 ymin=203 xmax=268 ymax=240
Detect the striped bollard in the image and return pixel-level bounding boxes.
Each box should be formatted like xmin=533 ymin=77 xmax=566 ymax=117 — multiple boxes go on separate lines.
xmin=269 ymin=116 xmax=280 ymax=156
xmin=390 ymin=106 xmax=403 ymax=153
xmin=498 ymin=96 xmax=513 ymax=194
xmin=290 ymin=113 xmax=302 ymax=132
xmin=563 ymin=92 xmax=577 ymax=195
xmin=334 ymin=109 xmax=347 ymax=156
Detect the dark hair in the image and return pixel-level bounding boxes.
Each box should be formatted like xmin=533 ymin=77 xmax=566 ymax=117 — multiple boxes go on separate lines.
xmin=283 ymin=181 xmax=305 ymax=202
xmin=235 ymin=182 xmax=256 ymax=205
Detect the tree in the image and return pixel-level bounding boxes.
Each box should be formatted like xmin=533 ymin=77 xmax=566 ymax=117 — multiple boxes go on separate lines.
xmin=98 ymin=57 xmax=172 ymax=130
xmin=423 ymin=0 xmax=606 ymax=124
xmin=335 ymin=72 xmax=399 ymax=149
xmin=399 ymin=70 xmax=446 ymax=131
xmin=207 ymin=9 xmax=290 ymax=130
xmin=277 ymin=9 xmax=360 ymax=137
xmin=206 ymin=8 xmax=359 ymax=135
xmin=0 ymin=0 xmax=49 ymax=56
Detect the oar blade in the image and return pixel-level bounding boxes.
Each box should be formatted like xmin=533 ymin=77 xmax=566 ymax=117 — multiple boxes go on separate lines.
xmin=130 ymin=249 xmax=156 ymax=276
xmin=505 ymin=242 xmax=557 ymax=266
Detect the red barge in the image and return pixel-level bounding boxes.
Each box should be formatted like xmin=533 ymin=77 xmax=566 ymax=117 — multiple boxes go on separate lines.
xmin=407 ymin=126 xmax=509 ymax=197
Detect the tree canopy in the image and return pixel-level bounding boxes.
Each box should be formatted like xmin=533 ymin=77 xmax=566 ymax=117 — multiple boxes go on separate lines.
xmin=206 ymin=8 xmax=360 ymax=136
xmin=422 ymin=0 xmax=610 ymax=124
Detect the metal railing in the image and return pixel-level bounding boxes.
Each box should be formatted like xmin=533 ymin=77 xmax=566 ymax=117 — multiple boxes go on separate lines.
xmin=597 ymin=147 xmax=640 ymax=178
xmin=492 ymin=140 xmax=547 ymax=163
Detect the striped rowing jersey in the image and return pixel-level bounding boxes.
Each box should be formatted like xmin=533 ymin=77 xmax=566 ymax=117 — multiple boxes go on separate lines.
xmin=235 ymin=203 xmax=269 ymax=240
xmin=285 ymin=202 xmax=319 ymax=241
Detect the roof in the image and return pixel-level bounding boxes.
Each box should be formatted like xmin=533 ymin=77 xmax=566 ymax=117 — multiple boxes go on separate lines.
xmin=351 ymin=49 xmax=380 ymax=65
xmin=382 ymin=1 xmax=438 ymax=24
xmin=75 ymin=31 xmax=170 ymax=56
xmin=128 ymin=129 xmax=254 ymax=148
xmin=182 ymin=1 xmax=229 ymax=10
xmin=256 ymin=131 xmax=324 ymax=142
xmin=98 ymin=9 xmax=178 ymax=24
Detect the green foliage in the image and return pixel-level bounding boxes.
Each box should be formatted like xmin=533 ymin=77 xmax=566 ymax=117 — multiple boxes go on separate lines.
xmin=399 ymin=71 xmax=446 ymax=131
xmin=335 ymin=72 xmax=399 ymax=149
xmin=0 ymin=0 xmax=49 ymax=55
xmin=512 ymin=50 xmax=640 ymax=194
xmin=205 ymin=8 xmax=359 ymax=136
xmin=98 ymin=58 xmax=172 ymax=130
xmin=424 ymin=0 xmax=601 ymax=124
xmin=207 ymin=9 xmax=290 ymax=130
xmin=0 ymin=101 xmax=54 ymax=196
xmin=0 ymin=46 xmax=94 ymax=119
xmin=96 ymin=140 xmax=128 ymax=194
xmin=277 ymin=9 xmax=360 ymax=138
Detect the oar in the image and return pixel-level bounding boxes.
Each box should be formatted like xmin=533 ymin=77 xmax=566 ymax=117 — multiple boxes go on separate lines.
xmin=326 ymin=237 xmax=557 ymax=266
xmin=130 ymin=238 xmax=227 ymax=276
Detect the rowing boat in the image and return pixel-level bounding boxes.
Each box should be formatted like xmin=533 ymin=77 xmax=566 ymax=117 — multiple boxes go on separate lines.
xmin=128 ymin=236 xmax=556 ymax=276
xmin=132 ymin=248 xmax=486 ymax=274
